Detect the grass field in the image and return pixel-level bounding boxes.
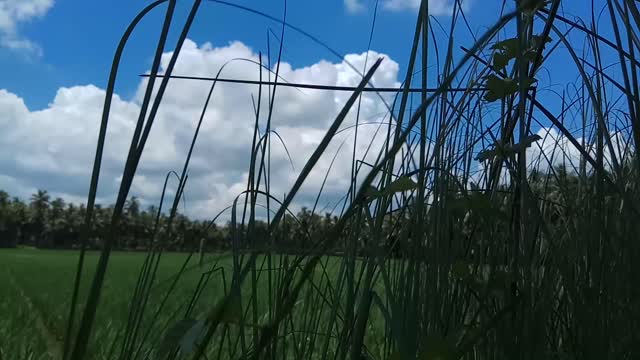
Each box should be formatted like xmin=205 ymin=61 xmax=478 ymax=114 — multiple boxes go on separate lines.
xmin=0 ymin=249 xmax=241 ymax=359
xmin=0 ymin=248 xmax=377 ymax=360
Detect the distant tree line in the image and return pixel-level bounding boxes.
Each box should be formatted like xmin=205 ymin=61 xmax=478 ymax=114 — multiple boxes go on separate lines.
xmin=0 ymin=189 xmax=340 ymax=253
xmin=1 ymin=164 xmax=630 ymax=253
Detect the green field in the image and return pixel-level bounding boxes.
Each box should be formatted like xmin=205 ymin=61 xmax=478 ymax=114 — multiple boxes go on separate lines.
xmin=0 ymin=249 xmax=242 ymax=359
xmin=0 ymin=248 xmax=371 ymax=360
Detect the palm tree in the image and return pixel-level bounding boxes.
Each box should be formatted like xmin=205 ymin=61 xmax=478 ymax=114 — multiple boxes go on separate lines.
xmin=62 ymin=203 xmax=82 ymax=248
xmin=50 ymin=197 xmax=66 ymax=218
xmin=125 ymin=196 xmax=141 ymax=217
xmin=0 ymin=190 xmax=8 ymax=207
xmin=45 ymin=197 xmax=67 ymax=247
xmin=9 ymin=197 xmax=29 ymax=246
xmin=29 ymin=190 xmax=50 ymax=247
xmin=123 ymin=197 xmax=142 ymax=248
xmin=0 ymin=190 xmax=12 ymax=247
xmin=30 ymin=189 xmax=50 ymax=211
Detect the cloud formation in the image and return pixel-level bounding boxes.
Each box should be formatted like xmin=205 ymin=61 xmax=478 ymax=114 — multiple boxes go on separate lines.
xmin=527 ymin=127 xmax=633 ymax=173
xmin=0 ymin=39 xmax=401 ymax=220
xmin=345 ymin=0 xmax=470 ymax=15
xmin=345 ymin=0 xmax=365 ymax=14
xmin=0 ymin=0 xmax=54 ymax=56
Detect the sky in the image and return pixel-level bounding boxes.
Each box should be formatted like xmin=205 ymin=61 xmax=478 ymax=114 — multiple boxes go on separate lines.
xmin=0 ymin=0 xmax=626 ymax=220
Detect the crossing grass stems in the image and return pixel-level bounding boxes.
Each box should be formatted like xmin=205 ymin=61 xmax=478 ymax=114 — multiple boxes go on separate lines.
xmin=53 ymin=0 xmax=640 ymax=359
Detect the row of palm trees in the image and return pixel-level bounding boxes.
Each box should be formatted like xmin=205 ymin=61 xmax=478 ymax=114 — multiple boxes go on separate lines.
xmin=0 ymin=189 xmax=218 ymax=250
xmin=0 ymin=189 xmax=340 ymax=252
xmin=0 ymin=165 xmax=605 ymax=253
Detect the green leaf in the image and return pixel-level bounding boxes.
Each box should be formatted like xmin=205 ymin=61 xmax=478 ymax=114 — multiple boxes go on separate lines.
xmin=531 ymin=35 xmax=553 ymax=48
xmin=492 ymin=51 xmax=511 ymax=71
xmin=522 ymin=0 xmax=548 ymax=13
xmin=381 ymin=176 xmax=418 ymax=197
xmin=491 ymin=38 xmax=517 ymax=72
xmin=157 ymin=318 xmax=198 ymax=359
xmin=477 ymin=134 xmax=541 ymax=161
xmin=490 ymin=35 xmax=552 ymax=72
xmin=367 ymin=176 xmax=418 ymax=202
xmin=492 ymin=38 xmax=519 ymax=58
xmin=484 ymin=75 xmax=536 ymax=102
xmin=505 ymin=134 xmax=542 ymax=153
xmin=484 ymin=74 xmax=517 ymax=102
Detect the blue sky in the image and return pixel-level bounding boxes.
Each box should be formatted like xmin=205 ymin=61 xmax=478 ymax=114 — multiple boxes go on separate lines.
xmin=0 ymin=0 xmax=628 ymax=218
xmin=2 ymin=0 xmax=498 ymax=109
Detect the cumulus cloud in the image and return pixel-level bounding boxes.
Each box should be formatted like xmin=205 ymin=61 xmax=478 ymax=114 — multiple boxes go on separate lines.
xmin=0 ymin=39 xmax=402 ymax=220
xmin=469 ymin=126 xmax=634 ymax=189
xmin=345 ymin=0 xmax=365 ymax=13
xmin=527 ymin=127 xmax=633 ymax=173
xmin=346 ymin=0 xmax=471 ymax=15
xmin=0 ymin=0 xmax=54 ymax=56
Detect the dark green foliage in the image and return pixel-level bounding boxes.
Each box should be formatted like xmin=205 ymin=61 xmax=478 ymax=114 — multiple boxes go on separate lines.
xmin=0 ymin=189 xmax=347 ymax=254
xmin=483 ymin=74 xmax=535 ymax=102
xmin=476 ymin=134 xmax=542 ymax=161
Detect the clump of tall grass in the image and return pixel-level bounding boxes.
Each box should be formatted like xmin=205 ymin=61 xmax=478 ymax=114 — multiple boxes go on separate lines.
xmin=62 ymin=0 xmax=640 ymax=359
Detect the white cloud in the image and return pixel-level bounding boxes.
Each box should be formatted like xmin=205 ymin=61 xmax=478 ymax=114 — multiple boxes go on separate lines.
xmin=469 ymin=126 xmax=634 ymax=189
xmin=0 ymin=39 xmax=402 ymax=220
xmin=527 ymin=127 xmax=633 ymax=173
xmin=344 ymin=0 xmax=471 ymax=15
xmin=382 ymin=0 xmax=470 ymax=15
xmin=0 ymin=0 xmax=54 ymax=56
xmin=345 ymin=0 xmax=365 ymax=14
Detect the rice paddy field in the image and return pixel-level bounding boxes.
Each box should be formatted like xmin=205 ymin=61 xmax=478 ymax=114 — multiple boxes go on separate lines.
xmin=0 ymin=249 xmax=382 ymax=360
xmin=0 ymin=249 xmax=219 ymax=359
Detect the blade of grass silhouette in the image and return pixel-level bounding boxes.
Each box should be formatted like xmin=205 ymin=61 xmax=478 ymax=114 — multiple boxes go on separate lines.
xmin=243 ymin=52 xmax=263 ymax=233
xmin=311 ymin=140 xmax=348 ymax=216
xmin=248 ymin=5 xmax=287 ymax=352
xmin=606 ymin=0 xmax=640 ymax=167
xmin=537 ymin=24 xmax=622 ymax=173
xmin=188 ymin=57 xmax=383 ymax=360
xmin=537 ymin=9 xmax=640 ymax=67
xmin=70 ymin=0 xmax=204 ymax=358
xmin=49 ymin=1 xmax=640 ymax=358
xmin=67 ymin=1 xmax=175 ymax=359
xmin=460 ymin=44 xmax=635 ymax=203
xmin=249 ymin=132 xmax=295 ymax=173
xmin=350 ymin=0 xmax=379 ymax=200
xmin=251 ymin=10 xmax=519 ymax=358
xmin=269 ymin=57 xmax=383 ymax=229
xmin=62 ymin=2 xmax=169 ymax=359
xmin=240 ymin=60 xmax=264 ymax=313
xmin=528 ymin=0 xmax=560 ymax=77
xmin=345 ymin=3 xmax=381 ymax=352
xmin=118 ymin=170 xmax=180 ymax=359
